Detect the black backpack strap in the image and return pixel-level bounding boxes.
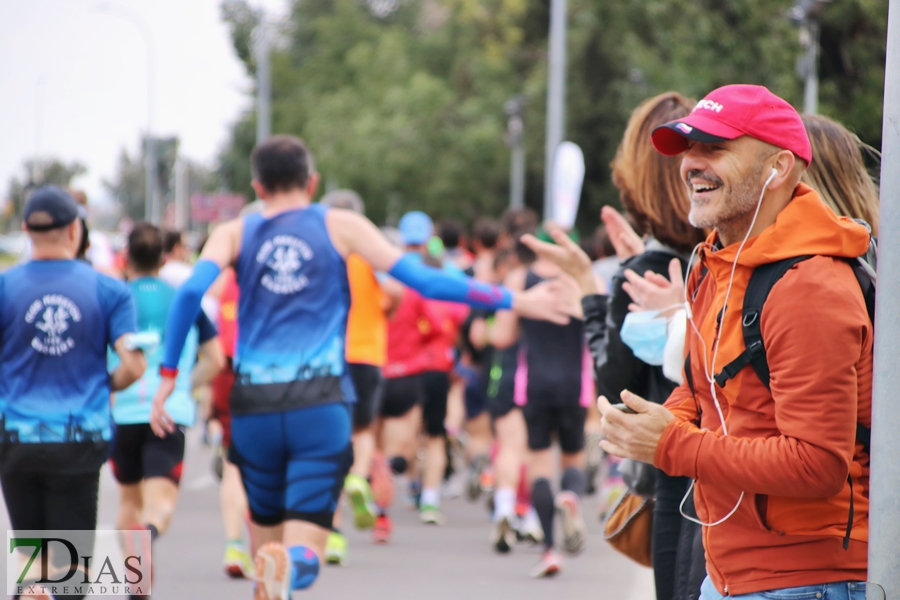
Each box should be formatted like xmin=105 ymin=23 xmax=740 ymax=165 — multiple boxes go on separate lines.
xmin=714 ymin=256 xmax=813 ymax=389
xmin=684 ymin=354 xmax=695 ymax=397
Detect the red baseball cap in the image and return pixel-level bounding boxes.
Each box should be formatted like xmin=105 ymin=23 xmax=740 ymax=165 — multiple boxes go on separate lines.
xmin=651 ymin=84 xmax=812 ymax=164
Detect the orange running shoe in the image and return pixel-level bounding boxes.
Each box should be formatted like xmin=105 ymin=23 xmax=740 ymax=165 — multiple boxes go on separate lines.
xmin=372 ymin=514 xmax=392 ymax=545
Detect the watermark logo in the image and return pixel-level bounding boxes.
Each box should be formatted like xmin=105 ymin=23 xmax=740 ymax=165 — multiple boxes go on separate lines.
xmin=6 ymin=530 xmax=151 ymax=597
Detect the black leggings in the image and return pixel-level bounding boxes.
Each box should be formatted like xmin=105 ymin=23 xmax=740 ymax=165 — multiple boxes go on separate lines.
xmin=652 ymin=472 xmax=690 ymax=600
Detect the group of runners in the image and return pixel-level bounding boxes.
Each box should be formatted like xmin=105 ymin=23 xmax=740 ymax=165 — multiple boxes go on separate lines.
xmin=0 ymin=134 xmax=603 ymax=600
xmin=1 ymin=80 xmax=881 ymax=600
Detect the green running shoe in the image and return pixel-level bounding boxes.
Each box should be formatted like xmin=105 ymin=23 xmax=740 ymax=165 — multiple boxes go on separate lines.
xmin=325 ymin=531 xmax=349 ymax=566
xmin=344 ymin=473 xmax=378 ymax=530
xmin=223 ymin=543 xmax=254 ymax=579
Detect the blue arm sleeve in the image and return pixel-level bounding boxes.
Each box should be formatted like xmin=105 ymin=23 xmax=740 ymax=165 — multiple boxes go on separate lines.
xmin=388 ymin=253 xmax=513 ymax=310
xmin=162 ymin=260 xmax=222 ymax=370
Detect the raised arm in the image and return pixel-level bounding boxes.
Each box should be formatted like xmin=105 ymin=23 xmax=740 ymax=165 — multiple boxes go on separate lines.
xmin=326 ymin=209 xmax=571 ymax=322
xmin=151 ymin=220 xmax=241 ymax=436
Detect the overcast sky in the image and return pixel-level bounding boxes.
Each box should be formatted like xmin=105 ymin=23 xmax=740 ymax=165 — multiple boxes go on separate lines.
xmin=0 ymin=0 xmax=285 ymax=204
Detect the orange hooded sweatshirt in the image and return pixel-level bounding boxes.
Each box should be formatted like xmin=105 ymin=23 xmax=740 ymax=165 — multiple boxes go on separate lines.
xmin=655 ymin=184 xmax=872 ymax=596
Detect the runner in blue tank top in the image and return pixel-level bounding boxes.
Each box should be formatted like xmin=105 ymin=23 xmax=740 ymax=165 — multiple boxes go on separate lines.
xmin=149 ymin=135 xmax=573 ymax=599
xmin=0 ymin=187 xmax=146 ymax=596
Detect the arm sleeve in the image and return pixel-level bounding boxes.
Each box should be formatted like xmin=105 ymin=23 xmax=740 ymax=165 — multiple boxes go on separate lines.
xmin=194 ymin=309 xmax=218 ymax=344
xmin=388 ymin=253 xmax=512 ymax=310
xmin=161 ymin=260 xmax=222 ymax=370
xmin=655 ymin=257 xmax=867 ymax=498
xmin=99 ymin=277 xmax=138 ymax=345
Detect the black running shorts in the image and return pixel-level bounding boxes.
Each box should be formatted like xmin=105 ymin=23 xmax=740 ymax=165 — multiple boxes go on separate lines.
xmin=381 ymin=375 xmax=424 ymax=418
xmin=109 ymin=423 xmax=187 ymax=485
xmin=348 ymin=363 xmax=385 ymax=428
xmin=522 ymin=402 xmax=586 ymax=453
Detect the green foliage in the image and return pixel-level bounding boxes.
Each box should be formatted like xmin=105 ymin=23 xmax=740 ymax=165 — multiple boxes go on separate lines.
xmin=218 ymin=0 xmax=888 ymax=231
xmin=4 ymin=159 xmax=87 ymax=230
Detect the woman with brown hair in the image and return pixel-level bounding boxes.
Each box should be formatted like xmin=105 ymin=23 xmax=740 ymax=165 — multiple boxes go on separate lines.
xmin=801 ymin=114 xmax=880 ymax=233
xmin=522 ymin=92 xmax=706 ymax=600
xmin=598 ymin=92 xmax=706 ymax=404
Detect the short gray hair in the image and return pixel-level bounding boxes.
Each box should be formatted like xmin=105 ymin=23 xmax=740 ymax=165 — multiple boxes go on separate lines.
xmin=320 ymin=189 xmax=365 ymax=215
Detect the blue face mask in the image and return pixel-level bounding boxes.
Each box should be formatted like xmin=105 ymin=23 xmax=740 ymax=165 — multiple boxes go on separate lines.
xmin=620 ymin=310 xmax=668 ymax=366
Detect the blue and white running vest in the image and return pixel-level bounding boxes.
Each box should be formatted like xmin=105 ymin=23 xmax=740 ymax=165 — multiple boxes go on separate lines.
xmin=231 ymin=204 xmax=355 ymax=415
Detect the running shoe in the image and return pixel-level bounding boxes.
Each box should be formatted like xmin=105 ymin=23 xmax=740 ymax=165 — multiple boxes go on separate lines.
xmin=405 ymin=479 xmax=422 ymax=510
xmin=370 ymin=451 xmax=394 ymax=509
xmin=529 ymin=549 xmax=562 ymax=578
xmin=212 ymin=443 xmax=225 ymax=482
xmin=584 ymin=431 xmax=605 ymax=496
xmin=480 ymin=466 xmax=495 ymax=494
xmin=555 ymin=491 xmax=587 ymax=555
xmin=253 ymin=542 xmax=290 ymax=600
xmin=597 ymin=455 xmax=627 ymax=520
xmin=223 ymin=543 xmax=254 ymax=579
xmin=466 ymin=454 xmax=489 ymax=501
xmin=490 ymin=514 xmax=514 ymax=553
xmin=372 ymin=514 xmax=392 ymax=544
xmin=344 ymin=473 xmax=378 ymax=530
xmin=515 ymin=508 xmax=544 ymax=545
xmin=325 ymin=531 xmax=349 ymax=566
xmin=419 ymin=504 xmax=445 ymax=525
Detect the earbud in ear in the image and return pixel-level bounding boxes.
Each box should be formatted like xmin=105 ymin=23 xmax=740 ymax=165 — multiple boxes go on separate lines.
xmin=771 ymin=168 xmax=778 ymax=178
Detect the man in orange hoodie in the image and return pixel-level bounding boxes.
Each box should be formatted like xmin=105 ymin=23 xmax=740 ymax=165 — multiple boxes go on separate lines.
xmin=596 ymin=85 xmax=871 ymax=600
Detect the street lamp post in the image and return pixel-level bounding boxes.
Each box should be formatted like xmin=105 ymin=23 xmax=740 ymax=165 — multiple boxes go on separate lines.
xmin=255 ymin=18 xmax=272 ymax=144
xmin=505 ymin=96 xmax=526 ymax=210
xmin=790 ymin=0 xmax=829 ymax=115
xmin=869 ymin=3 xmax=900 ymax=599
xmin=96 ymin=3 xmax=157 ymax=222
xmin=544 ymin=0 xmax=567 ymax=222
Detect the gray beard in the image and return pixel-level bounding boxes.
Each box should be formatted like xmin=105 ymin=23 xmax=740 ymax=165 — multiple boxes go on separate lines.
xmin=689 ymin=163 xmax=765 ymax=237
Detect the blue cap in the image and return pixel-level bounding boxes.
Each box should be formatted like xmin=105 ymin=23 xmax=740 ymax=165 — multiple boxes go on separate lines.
xmin=398 ymin=211 xmax=433 ymax=246
xmin=24 ymin=186 xmax=80 ymax=231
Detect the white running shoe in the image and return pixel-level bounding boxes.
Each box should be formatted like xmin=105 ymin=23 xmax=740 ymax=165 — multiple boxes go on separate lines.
xmin=555 ymin=491 xmax=586 ymax=555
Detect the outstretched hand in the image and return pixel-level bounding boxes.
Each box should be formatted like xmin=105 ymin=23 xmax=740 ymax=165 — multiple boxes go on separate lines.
xmin=512 ymin=278 xmax=578 ymax=325
xmin=601 ymin=206 xmax=645 ymax=260
xmin=597 ymin=390 xmax=674 ymax=464
xmin=622 ymin=258 xmax=685 ymax=315
xmin=149 ymin=376 xmax=177 ymax=438
xmin=519 ymin=230 xmax=605 ymax=295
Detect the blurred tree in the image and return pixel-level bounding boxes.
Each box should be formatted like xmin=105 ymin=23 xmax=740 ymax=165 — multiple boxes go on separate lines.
xmin=4 ymin=159 xmax=87 ymax=230
xmin=105 ymin=137 xmax=215 ymax=223
xmin=218 ymin=0 xmax=888 ymax=231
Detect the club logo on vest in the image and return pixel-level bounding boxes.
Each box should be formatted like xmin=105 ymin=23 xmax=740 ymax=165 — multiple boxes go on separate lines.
xmin=25 ymin=295 xmax=82 ymax=356
xmin=257 ymin=235 xmax=314 ymax=295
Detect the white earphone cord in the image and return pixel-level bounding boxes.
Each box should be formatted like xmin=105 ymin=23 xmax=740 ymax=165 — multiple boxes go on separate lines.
xmin=678 ymin=168 xmax=777 ymax=527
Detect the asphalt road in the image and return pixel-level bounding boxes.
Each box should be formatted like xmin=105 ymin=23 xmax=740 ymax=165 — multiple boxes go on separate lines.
xmin=1 ymin=430 xmax=655 ymax=599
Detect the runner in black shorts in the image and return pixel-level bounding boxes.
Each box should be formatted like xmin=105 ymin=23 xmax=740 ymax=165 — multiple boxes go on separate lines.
xmin=110 ymin=223 xmax=223 ymax=585
xmin=349 ymin=363 xmax=385 ymax=428
xmin=110 ymin=424 xmax=187 ymax=485
xmin=491 ymin=225 xmax=590 ymax=577
xmin=321 ymin=190 xmax=389 ymax=564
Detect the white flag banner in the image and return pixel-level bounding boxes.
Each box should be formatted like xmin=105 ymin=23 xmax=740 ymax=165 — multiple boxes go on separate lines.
xmin=551 ymin=141 xmax=585 ymax=230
